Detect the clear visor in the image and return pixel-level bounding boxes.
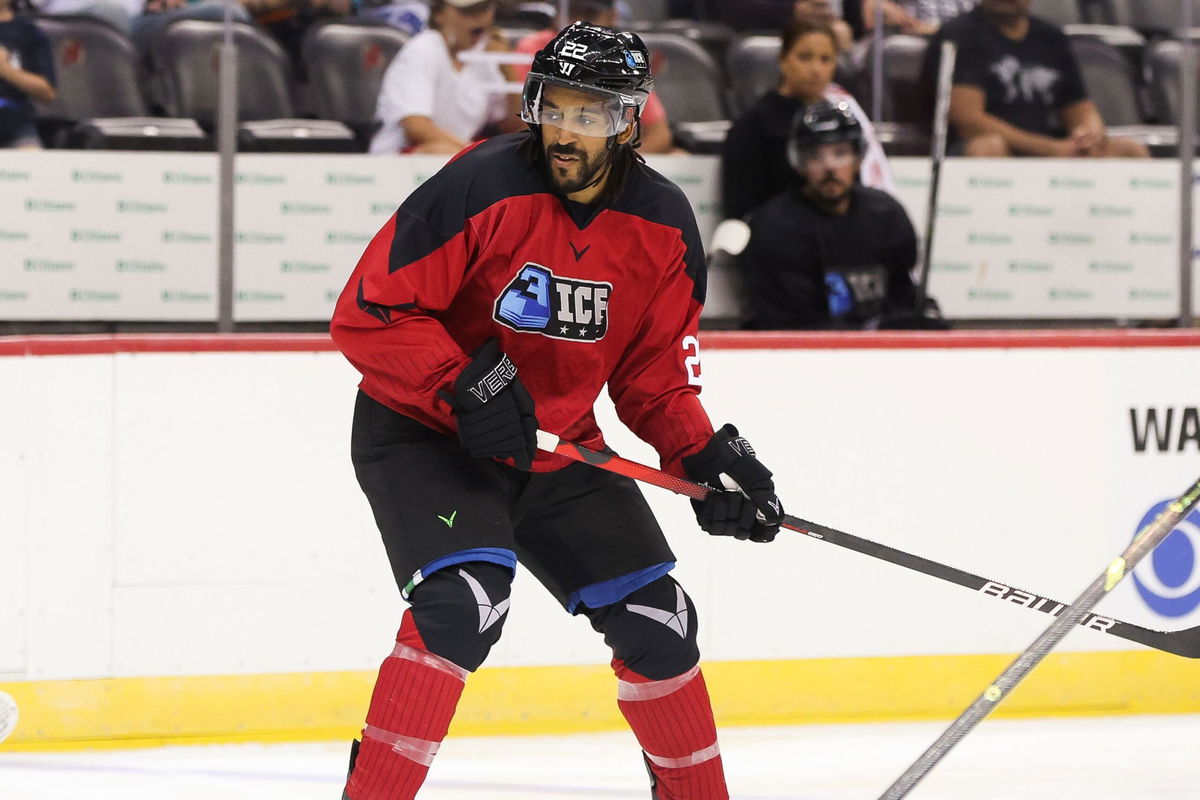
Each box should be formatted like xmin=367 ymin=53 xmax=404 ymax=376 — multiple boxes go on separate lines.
xmin=796 ymin=141 xmax=858 ymax=168
xmin=521 ymin=74 xmax=640 ymax=138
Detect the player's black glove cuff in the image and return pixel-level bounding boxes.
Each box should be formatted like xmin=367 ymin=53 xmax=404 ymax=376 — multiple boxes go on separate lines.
xmin=681 ymin=424 xmax=782 ymax=543
xmin=439 ymin=338 xmax=538 ymax=470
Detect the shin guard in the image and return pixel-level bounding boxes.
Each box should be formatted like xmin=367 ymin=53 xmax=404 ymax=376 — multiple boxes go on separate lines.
xmin=343 ymin=610 xmax=467 ymax=800
xmin=585 ymin=575 xmax=727 ymax=800
xmin=616 ymin=664 xmax=728 ymax=800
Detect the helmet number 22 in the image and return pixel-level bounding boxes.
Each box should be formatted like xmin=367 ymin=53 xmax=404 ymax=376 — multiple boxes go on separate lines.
xmin=561 ymin=41 xmax=590 ymax=59
xmin=682 ymin=335 xmax=702 ymax=387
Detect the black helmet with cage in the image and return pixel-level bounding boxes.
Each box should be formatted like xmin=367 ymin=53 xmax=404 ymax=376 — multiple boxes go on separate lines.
xmin=521 ymin=21 xmax=655 ymax=144
xmin=786 ymin=100 xmax=865 ymax=172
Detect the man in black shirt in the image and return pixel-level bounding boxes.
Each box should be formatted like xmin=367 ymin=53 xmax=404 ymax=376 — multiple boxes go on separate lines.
xmin=923 ymin=0 xmax=1147 ymax=157
xmin=737 ymin=101 xmax=918 ymax=329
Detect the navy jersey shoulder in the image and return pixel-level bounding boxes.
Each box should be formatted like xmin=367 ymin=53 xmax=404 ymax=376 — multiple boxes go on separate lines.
xmin=612 ymin=159 xmax=708 ymax=304
xmin=387 ymin=133 xmax=543 ymax=272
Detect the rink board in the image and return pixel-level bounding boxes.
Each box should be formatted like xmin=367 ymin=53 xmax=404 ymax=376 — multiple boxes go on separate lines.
xmin=1 ymin=331 xmax=1198 ymax=747
xmin=1 ymin=151 xmax=1198 ymax=321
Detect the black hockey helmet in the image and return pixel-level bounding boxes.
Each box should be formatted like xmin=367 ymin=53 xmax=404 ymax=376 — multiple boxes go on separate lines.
xmin=521 ymin=21 xmax=654 ymax=139
xmin=786 ymin=100 xmax=864 ymax=171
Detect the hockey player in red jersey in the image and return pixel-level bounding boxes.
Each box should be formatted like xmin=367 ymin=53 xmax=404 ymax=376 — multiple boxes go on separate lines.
xmin=330 ymin=21 xmax=784 ymax=800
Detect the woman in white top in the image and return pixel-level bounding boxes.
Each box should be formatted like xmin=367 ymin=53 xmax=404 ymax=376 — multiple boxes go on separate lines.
xmin=370 ymin=0 xmax=522 ymax=154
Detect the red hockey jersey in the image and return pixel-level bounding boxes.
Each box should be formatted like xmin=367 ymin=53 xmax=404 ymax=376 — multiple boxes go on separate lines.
xmin=330 ymin=134 xmax=714 ymax=474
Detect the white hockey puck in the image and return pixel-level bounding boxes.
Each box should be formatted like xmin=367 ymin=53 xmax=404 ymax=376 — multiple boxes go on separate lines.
xmin=0 ymin=691 xmax=18 ymax=743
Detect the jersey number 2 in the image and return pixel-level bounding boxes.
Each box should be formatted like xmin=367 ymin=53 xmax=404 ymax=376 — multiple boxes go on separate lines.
xmin=682 ymin=335 xmax=702 ymax=387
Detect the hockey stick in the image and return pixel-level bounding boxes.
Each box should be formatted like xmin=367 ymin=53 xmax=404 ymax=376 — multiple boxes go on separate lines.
xmin=914 ymin=40 xmax=957 ymax=315
xmin=534 ymin=430 xmax=1200 ymax=659
xmin=878 ymin=475 xmax=1200 ymax=799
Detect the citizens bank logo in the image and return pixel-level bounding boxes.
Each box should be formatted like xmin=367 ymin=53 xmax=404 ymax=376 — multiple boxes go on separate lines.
xmin=1131 ymin=501 xmax=1200 ymax=617
xmin=494 ymin=263 xmax=610 ymax=342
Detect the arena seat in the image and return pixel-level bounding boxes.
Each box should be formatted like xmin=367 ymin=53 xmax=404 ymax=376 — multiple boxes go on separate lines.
xmin=1030 ymin=0 xmax=1083 ymax=26
xmin=1068 ymin=33 xmax=1145 ymax=125
xmin=301 ymin=19 xmax=408 ymax=149
xmin=724 ymin=33 xmax=779 ymax=117
xmin=154 ymin=19 xmax=357 ymax=152
xmin=638 ymin=32 xmax=730 ymax=153
xmin=1068 ymin=31 xmax=1176 ymax=154
xmin=856 ymin=34 xmax=931 ymax=155
xmin=1146 ymin=37 xmax=1200 ymax=131
xmin=641 ymin=18 xmax=735 ymax=75
xmin=1107 ymin=0 xmax=1200 ymax=34
xmin=32 ymin=15 xmax=207 ymax=149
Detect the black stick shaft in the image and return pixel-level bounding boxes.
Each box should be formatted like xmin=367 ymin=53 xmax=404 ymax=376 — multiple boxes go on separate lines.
xmin=878 ymin=477 xmax=1200 ymax=799
xmin=916 ymin=41 xmax=957 ymax=313
xmin=535 ymin=431 xmax=1200 ymax=659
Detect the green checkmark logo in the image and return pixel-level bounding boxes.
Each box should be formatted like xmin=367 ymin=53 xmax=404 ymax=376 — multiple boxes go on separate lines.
xmin=437 ymin=510 xmax=458 ymax=528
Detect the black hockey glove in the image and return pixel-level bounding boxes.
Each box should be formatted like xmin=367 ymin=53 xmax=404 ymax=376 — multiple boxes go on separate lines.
xmin=681 ymin=424 xmax=782 ymax=543
xmin=439 ymin=339 xmax=539 ymax=470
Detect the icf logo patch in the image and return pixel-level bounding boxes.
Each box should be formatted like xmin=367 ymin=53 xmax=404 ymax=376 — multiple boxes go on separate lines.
xmin=494 ymin=263 xmax=610 ymax=342
xmin=1131 ymin=501 xmax=1200 ymax=617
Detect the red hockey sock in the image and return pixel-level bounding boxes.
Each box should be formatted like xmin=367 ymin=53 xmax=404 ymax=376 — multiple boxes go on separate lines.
xmin=614 ymin=662 xmax=729 ymax=800
xmin=344 ymin=611 xmax=468 ymax=800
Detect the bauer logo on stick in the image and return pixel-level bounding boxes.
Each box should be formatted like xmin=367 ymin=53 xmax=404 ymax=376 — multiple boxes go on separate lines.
xmin=494 ymin=263 xmax=611 ymax=342
xmin=1131 ymin=502 xmax=1200 ymax=617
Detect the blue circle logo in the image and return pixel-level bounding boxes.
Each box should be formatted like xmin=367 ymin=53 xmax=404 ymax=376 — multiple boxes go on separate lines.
xmin=1131 ymin=501 xmax=1200 ymax=618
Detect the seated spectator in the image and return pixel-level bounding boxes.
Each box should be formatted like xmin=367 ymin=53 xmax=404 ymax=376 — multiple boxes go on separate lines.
xmin=921 ymin=0 xmax=1149 ymax=157
xmin=359 ymin=0 xmax=429 ymax=36
xmin=370 ymin=0 xmax=521 ymax=154
xmin=0 ymin=0 xmax=55 ymax=149
xmin=722 ymin=17 xmax=892 ymax=223
xmin=513 ymin=0 xmax=674 ymax=153
xmin=861 ymin=0 xmax=976 ymax=35
xmin=131 ymin=0 xmax=253 ymax=59
xmin=721 ymin=0 xmax=853 ymax=51
xmin=737 ymin=101 xmax=917 ymax=330
xmin=246 ymin=0 xmax=352 ymax=78
xmin=29 ymin=0 xmax=134 ymax=31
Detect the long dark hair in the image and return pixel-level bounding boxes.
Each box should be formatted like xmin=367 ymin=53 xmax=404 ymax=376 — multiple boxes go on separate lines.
xmin=780 ymin=17 xmax=838 ymax=59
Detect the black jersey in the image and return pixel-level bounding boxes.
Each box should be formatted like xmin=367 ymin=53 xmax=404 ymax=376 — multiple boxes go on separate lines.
xmin=923 ymin=8 xmax=1088 ymax=139
xmin=737 ymin=184 xmax=918 ymax=329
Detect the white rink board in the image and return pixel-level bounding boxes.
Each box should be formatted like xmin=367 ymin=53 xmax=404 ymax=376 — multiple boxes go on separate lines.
xmin=2 ymin=152 xmax=1198 ymax=321
xmin=0 ymin=340 xmax=1197 ymax=683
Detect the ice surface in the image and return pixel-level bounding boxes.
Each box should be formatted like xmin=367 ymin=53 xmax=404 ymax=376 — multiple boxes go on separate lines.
xmin=1 ymin=714 xmax=1198 ymax=799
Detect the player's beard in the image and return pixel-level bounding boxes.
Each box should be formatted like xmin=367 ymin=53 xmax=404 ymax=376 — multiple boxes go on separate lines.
xmin=544 ymin=141 xmax=612 ymax=196
xmin=804 ymin=170 xmax=852 ymax=213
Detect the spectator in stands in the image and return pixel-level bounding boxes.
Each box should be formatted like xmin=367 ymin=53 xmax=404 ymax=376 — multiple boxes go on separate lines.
xmin=370 ymin=0 xmax=522 ymax=154
xmin=29 ymin=0 xmax=134 ymax=31
xmin=721 ymin=0 xmax=853 ymax=51
xmin=359 ymin=0 xmax=429 ymax=36
xmin=131 ymin=0 xmax=253 ymax=58
xmin=861 ymin=0 xmax=975 ymax=35
xmin=737 ymin=101 xmax=918 ymax=329
xmin=722 ymin=17 xmax=891 ymax=223
xmin=0 ymin=0 xmax=55 ymax=149
xmin=922 ymin=0 xmax=1149 ymax=157
xmin=513 ymin=0 xmax=674 ymax=153
xmin=246 ymin=0 xmax=352 ymax=77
